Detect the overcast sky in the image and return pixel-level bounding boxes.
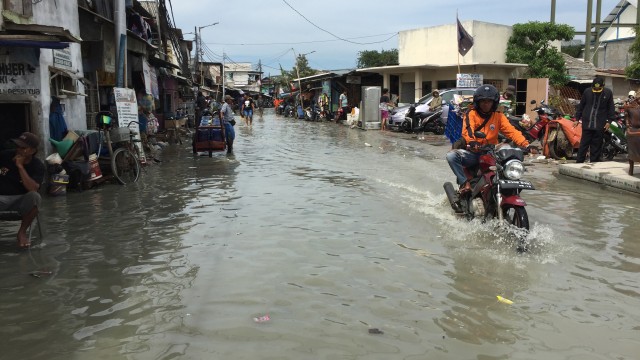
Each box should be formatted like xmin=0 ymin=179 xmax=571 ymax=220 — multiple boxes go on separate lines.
xmin=166 ymin=0 xmax=623 ymax=75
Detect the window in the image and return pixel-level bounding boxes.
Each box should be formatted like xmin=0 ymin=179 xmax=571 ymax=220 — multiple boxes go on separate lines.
xmin=50 ymin=69 xmax=82 ymax=98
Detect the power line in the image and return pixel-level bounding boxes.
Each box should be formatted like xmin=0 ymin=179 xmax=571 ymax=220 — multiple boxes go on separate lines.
xmin=281 ymin=0 xmax=398 ymax=45
xmin=203 ymin=32 xmax=398 ymax=47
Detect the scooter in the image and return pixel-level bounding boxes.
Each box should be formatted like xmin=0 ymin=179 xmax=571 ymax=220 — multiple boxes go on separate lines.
xmin=399 ymin=105 xmax=445 ymax=134
xmin=443 ymin=132 xmax=535 ymax=252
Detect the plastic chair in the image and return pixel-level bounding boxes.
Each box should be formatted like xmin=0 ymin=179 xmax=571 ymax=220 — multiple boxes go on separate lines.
xmin=0 ymin=211 xmax=43 ymax=243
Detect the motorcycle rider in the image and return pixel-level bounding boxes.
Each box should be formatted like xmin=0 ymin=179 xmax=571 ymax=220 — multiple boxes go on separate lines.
xmin=446 ymin=84 xmax=533 ymax=194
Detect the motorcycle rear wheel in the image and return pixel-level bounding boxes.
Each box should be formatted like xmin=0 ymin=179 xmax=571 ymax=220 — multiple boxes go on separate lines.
xmin=502 ymin=205 xmax=530 ymax=251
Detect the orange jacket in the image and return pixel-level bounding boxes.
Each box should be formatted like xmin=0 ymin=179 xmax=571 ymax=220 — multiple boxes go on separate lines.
xmin=462 ymin=110 xmax=529 ymax=148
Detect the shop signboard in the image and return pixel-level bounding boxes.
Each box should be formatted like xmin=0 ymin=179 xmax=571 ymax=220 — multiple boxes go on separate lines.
xmin=0 ymin=48 xmax=40 ymax=97
xmin=456 ymin=73 xmax=483 ymax=88
xmin=113 ymin=87 xmax=146 ymax=163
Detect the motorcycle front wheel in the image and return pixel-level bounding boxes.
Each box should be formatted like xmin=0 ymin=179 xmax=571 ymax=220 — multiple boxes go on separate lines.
xmin=401 ymin=119 xmax=412 ymax=132
xmin=502 ymin=205 xmax=530 ymax=252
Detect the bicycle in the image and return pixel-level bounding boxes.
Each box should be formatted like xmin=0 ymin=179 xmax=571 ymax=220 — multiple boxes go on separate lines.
xmin=96 ymin=112 xmax=141 ymax=185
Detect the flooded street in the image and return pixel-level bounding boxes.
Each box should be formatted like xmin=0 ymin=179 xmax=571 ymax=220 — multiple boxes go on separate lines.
xmin=2 ymin=111 xmax=639 ymax=360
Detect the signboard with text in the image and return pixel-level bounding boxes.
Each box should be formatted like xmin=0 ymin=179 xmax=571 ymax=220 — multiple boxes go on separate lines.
xmin=0 ymin=48 xmax=41 ymax=97
xmin=456 ymin=73 xmax=483 ymax=88
xmin=113 ymin=87 xmax=146 ymax=163
xmin=53 ymin=48 xmax=72 ymax=69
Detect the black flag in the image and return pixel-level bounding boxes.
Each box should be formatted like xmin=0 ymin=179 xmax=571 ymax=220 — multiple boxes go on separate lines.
xmin=457 ymin=17 xmax=474 ymax=56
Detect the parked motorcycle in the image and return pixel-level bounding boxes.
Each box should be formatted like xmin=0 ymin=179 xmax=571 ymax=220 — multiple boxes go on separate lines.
xmin=506 ymin=100 xmax=554 ymax=144
xmin=443 ymin=132 xmax=535 ymax=252
xmin=400 ymin=105 xmax=445 ymax=134
xmin=304 ymin=105 xmax=321 ymax=121
xmin=602 ymin=118 xmax=628 ymax=160
xmin=283 ymin=104 xmax=295 ymax=118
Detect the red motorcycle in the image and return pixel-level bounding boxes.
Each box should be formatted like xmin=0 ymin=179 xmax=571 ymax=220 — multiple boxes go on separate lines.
xmin=444 ymin=132 xmax=535 ymax=251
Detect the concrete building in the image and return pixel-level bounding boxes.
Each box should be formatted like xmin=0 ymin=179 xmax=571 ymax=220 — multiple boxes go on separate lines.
xmin=0 ymin=0 xmax=84 ymax=154
xmin=357 ymin=20 xmax=528 ymax=104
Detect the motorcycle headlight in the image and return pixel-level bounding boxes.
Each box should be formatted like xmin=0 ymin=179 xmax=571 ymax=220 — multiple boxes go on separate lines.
xmin=503 ymin=160 xmax=525 ymax=180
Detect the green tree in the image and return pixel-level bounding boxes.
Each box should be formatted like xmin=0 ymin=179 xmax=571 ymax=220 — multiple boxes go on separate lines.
xmin=356 ymin=49 xmax=399 ymax=68
xmin=281 ymin=54 xmax=317 ymax=80
xmin=506 ymin=21 xmax=575 ymax=85
xmin=625 ymin=25 xmax=640 ymax=79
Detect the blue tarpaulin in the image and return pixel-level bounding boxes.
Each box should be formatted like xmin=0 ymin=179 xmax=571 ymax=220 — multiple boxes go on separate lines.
xmin=445 ymin=111 xmax=463 ymax=144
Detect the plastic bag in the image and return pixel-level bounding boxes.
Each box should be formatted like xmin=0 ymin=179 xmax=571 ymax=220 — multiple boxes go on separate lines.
xmin=46 ymin=152 xmax=63 ymax=165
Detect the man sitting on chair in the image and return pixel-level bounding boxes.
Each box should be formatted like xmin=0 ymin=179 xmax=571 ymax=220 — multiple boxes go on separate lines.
xmin=0 ymin=132 xmax=45 ymax=249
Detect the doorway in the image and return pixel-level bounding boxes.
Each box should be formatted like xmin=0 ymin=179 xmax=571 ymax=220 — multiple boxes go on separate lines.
xmin=0 ymin=103 xmax=30 ymax=151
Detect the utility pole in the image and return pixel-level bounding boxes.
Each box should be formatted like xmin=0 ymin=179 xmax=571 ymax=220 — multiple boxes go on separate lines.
xmin=193 ymin=26 xmax=198 ymax=76
xmin=222 ymin=51 xmax=226 ymax=100
xmin=257 ymin=59 xmax=262 ymax=94
xmin=585 ymin=0 xmax=593 ymax=64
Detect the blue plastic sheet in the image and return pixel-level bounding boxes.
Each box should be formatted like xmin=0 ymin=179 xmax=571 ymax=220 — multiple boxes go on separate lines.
xmin=445 ymin=111 xmax=462 ymax=144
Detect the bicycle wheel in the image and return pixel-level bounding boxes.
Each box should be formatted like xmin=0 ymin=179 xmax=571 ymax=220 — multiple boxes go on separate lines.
xmin=111 ymin=147 xmax=140 ymax=184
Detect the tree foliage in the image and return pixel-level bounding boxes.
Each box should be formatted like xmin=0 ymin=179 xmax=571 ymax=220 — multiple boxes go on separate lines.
xmin=281 ymin=54 xmax=317 ymax=81
xmin=625 ymin=25 xmax=640 ymax=79
xmin=506 ymin=21 xmax=575 ymax=85
xmin=356 ymin=49 xmax=399 ymax=68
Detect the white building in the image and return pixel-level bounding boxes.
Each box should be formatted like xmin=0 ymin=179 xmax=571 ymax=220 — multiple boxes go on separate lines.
xmin=0 ymin=0 xmax=85 ymax=155
xmin=357 ymin=20 xmax=528 ymax=104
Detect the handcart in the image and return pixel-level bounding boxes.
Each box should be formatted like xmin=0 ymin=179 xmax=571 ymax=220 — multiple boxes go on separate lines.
xmin=193 ymin=114 xmax=226 ymax=157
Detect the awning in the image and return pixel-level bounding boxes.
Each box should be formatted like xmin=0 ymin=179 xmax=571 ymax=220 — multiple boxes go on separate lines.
xmin=169 ymin=73 xmax=192 ymax=85
xmin=0 ymin=38 xmax=69 ymax=49
xmin=148 ymin=56 xmax=181 ymax=70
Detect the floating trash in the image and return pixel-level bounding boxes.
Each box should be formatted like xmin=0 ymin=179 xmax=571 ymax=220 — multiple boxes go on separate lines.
xmin=368 ymin=328 xmax=384 ymax=334
xmin=253 ymin=315 xmax=270 ymax=323
xmin=496 ymin=295 xmax=513 ymax=305
xmin=364 ymin=143 xmax=372 ymax=147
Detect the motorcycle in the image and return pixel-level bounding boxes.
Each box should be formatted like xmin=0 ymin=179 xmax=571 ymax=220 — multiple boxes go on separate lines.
xmin=443 ymin=132 xmax=535 ymax=252
xmin=400 ymin=105 xmax=445 ymax=134
xmin=283 ymin=104 xmax=295 ymax=118
xmin=506 ymin=100 xmax=554 ymax=144
xmin=602 ymin=118 xmax=628 ymax=160
xmin=304 ymin=104 xmax=321 ymax=121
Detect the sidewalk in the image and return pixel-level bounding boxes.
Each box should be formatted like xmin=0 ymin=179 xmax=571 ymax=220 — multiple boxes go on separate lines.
xmin=558 ymin=161 xmax=640 ymax=194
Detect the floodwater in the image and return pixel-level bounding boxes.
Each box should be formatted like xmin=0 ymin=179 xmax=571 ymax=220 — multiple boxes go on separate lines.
xmin=1 ymin=111 xmax=639 ymax=360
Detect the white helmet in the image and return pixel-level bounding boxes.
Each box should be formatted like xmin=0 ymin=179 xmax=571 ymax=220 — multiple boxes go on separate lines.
xmin=629 ymin=90 xmax=636 ymax=98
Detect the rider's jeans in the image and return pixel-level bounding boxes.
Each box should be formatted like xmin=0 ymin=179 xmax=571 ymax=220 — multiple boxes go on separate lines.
xmin=446 ymin=149 xmax=480 ymax=185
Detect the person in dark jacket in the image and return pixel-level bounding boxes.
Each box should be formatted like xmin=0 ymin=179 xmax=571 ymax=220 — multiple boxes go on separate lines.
xmin=0 ymin=132 xmax=45 ymax=248
xmin=575 ymin=77 xmax=616 ymax=163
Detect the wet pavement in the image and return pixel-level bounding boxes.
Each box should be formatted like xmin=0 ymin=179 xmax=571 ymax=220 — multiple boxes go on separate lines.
xmin=1 ymin=110 xmax=639 ymax=359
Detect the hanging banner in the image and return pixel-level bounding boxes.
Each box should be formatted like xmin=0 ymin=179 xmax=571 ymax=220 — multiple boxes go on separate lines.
xmin=142 ymin=59 xmax=159 ymax=99
xmin=142 ymin=59 xmax=153 ymax=96
xmin=113 ymin=87 xmax=146 ymax=163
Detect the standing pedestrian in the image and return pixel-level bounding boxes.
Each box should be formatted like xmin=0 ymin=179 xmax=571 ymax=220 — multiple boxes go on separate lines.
xmin=575 ymin=77 xmax=616 ymax=163
xmin=257 ymin=94 xmax=265 ymax=118
xmin=339 ymin=89 xmax=349 ymax=121
xmin=0 ymin=132 xmax=45 ymax=249
xmin=379 ymin=88 xmax=393 ymax=130
xmin=195 ymin=91 xmax=207 ymax=126
xmin=242 ymin=95 xmax=255 ymax=126
xmin=220 ymin=95 xmax=236 ymax=153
